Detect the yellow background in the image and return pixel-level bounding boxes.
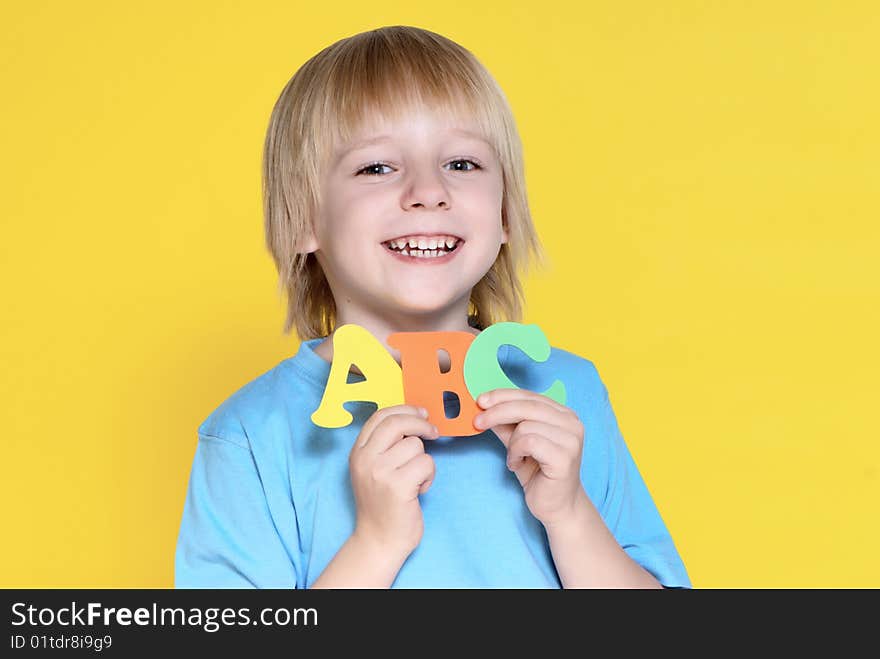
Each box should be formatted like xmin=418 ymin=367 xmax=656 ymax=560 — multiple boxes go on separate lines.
xmin=2 ymin=1 xmax=878 ymax=588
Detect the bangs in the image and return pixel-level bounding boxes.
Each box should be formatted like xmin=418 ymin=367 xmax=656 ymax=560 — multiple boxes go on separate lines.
xmin=310 ymin=29 xmax=503 ymax=172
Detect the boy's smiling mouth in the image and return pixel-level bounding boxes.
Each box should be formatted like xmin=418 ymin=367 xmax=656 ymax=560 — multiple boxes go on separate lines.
xmin=382 ymin=233 xmax=463 ymax=261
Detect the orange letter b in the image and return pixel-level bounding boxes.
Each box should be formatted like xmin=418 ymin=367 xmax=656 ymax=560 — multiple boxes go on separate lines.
xmin=387 ymin=331 xmax=481 ymax=437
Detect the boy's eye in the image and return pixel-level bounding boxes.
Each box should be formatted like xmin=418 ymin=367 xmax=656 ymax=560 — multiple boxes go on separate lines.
xmin=447 ymin=159 xmax=480 ymax=172
xmin=355 ymin=159 xmax=482 ymax=176
xmin=356 ymin=162 xmax=393 ymax=176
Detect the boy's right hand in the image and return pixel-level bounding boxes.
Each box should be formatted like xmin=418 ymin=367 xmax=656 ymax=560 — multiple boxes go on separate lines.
xmin=349 ymin=405 xmax=440 ymax=556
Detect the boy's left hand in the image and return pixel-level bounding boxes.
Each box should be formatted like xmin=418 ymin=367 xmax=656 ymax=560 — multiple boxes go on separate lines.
xmin=474 ymin=388 xmax=586 ymax=528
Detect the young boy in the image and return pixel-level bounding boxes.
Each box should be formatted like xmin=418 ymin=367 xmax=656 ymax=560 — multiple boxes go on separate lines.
xmin=175 ymin=25 xmax=691 ymax=588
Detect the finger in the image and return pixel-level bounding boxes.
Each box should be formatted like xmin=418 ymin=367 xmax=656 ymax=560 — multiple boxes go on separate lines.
xmin=396 ymin=452 xmax=435 ymax=498
xmin=358 ymin=404 xmax=428 ymax=448
xmin=418 ymin=471 xmax=435 ymax=495
xmin=379 ymin=435 xmax=427 ymax=470
xmin=474 ymin=399 xmax=573 ymax=433
xmin=507 ymin=432 xmax=569 ymax=476
xmin=361 ymin=414 xmax=439 ymax=453
xmin=417 ymin=454 xmax=436 ymax=494
xmin=509 ymin=419 xmax=576 ymax=449
xmin=476 ymin=388 xmax=570 ymax=415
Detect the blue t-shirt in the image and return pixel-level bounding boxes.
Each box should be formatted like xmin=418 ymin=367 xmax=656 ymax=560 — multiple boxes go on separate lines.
xmin=175 ymin=337 xmax=691 ymax=588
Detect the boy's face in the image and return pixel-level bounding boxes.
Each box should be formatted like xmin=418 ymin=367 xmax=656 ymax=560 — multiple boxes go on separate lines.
xmin=306 ymin=105 xmax=507 ymax=329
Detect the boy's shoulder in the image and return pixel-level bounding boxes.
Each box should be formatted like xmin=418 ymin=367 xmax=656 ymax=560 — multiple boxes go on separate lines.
xmin=195 ymin=357 xmax=305 ymax=446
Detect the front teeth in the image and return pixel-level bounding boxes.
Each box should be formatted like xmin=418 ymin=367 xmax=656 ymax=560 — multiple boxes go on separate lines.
xmin=390 ymin=235 xmax=459 ymax=250
xmin=398 ymin=249 xmax=446 ymax=258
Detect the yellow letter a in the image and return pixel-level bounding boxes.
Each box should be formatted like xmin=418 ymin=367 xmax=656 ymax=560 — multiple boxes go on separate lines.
xmin=310 ymin=324 xmax=405 ymax=428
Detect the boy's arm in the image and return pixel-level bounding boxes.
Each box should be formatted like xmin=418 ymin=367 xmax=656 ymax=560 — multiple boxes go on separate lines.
xmin=309 ymin=532 xmax=411 ymax=589
xmin=544 ymin=488 xmax=663 ymax=588
xmin=548 ymin=366 xmax=691 ymax=589
xmin=175 ymin=433 xmax=300 ymax=588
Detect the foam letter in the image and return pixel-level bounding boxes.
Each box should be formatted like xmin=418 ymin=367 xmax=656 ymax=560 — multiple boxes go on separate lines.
xmin=310 ymin=324 xmax=405 ymax=428
xmin=387 ymin=331 xmax=482 ymax=437
xmin=463 ymin=322 xmax=566 ymax=405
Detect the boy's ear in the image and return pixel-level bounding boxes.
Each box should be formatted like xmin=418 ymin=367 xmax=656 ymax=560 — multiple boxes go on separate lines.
xmin=298 ymin=228 xmax=319 ymax=254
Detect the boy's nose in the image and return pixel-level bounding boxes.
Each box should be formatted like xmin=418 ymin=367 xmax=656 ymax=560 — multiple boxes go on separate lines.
xmin=407 ymin=199 xmax=448 ymax=210
xmin=402 ymin=168 xmax=450 ymax=210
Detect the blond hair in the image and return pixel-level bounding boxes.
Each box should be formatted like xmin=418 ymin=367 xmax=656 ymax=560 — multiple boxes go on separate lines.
xmin=262 ymin=25 xmax=546 ymax=340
